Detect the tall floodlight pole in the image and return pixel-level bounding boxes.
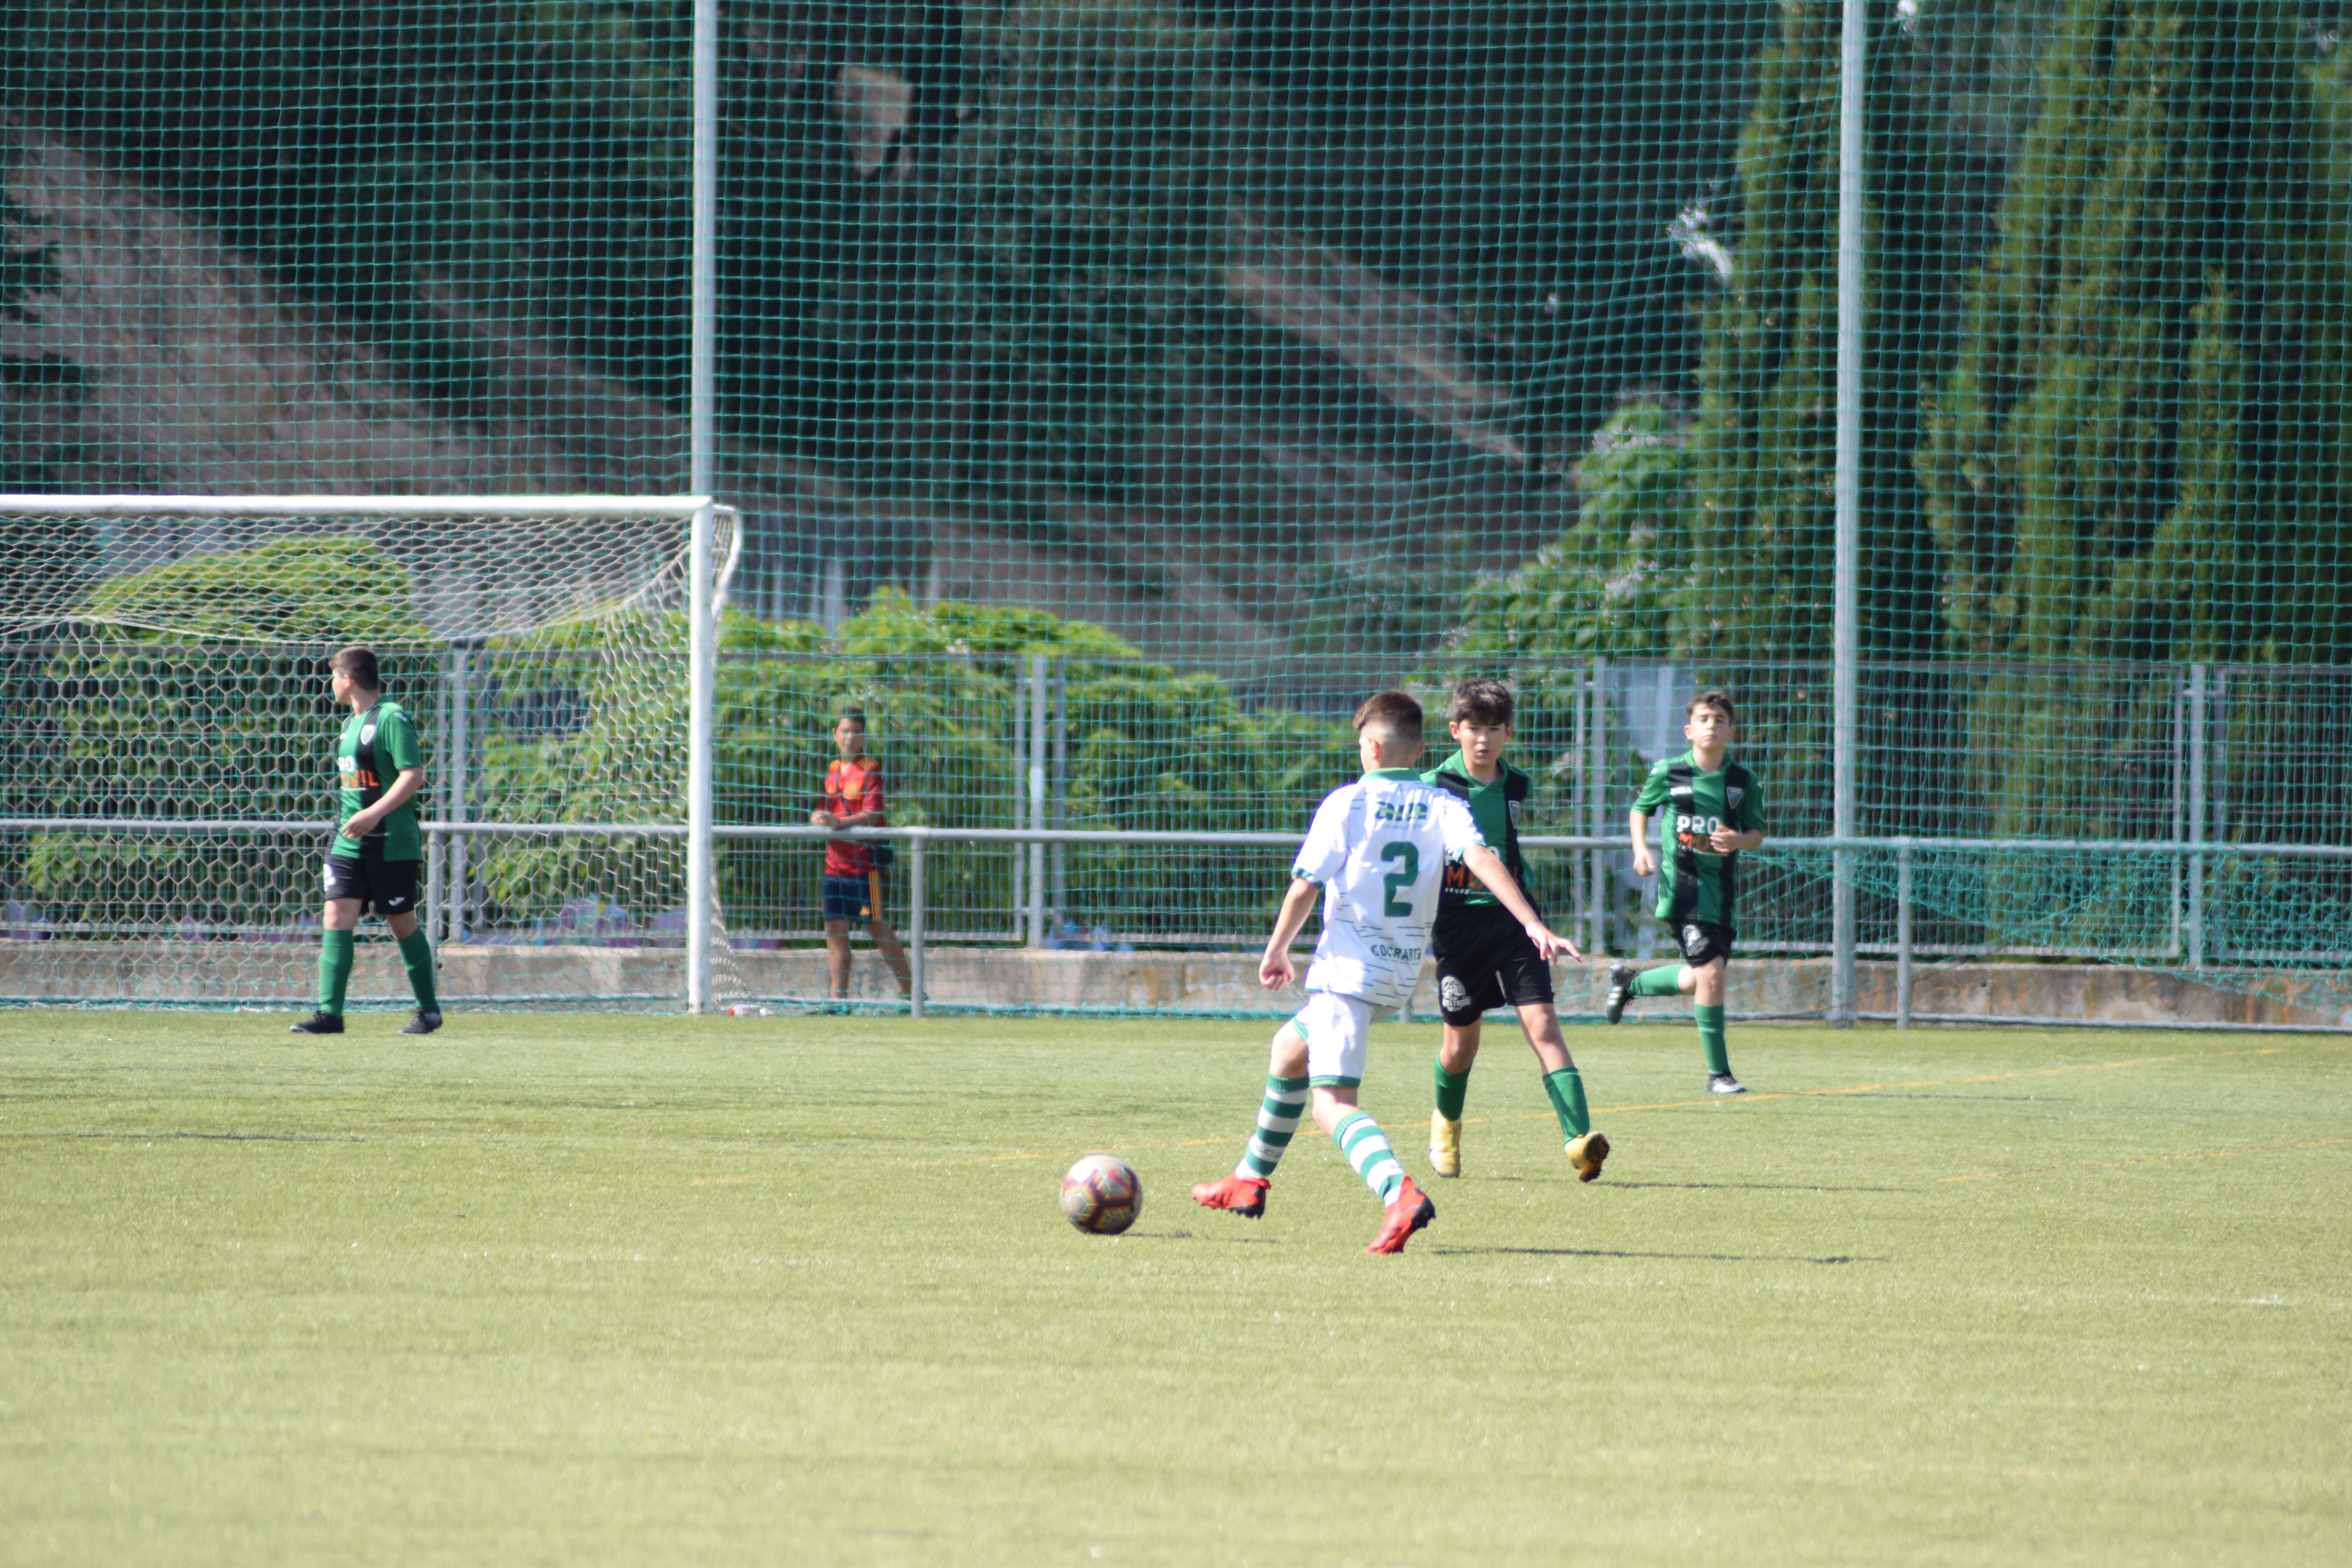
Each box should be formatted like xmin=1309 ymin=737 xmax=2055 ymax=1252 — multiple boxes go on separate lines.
xmin=1831 ymin=0 xmax=1867 ymax=1025
xmin=685 ymin=0 xmax=720 ymax=1012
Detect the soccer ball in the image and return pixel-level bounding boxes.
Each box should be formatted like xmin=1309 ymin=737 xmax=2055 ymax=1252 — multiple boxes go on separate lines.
xmin=1059 ymin=1154 xmax=1142 ymax=1235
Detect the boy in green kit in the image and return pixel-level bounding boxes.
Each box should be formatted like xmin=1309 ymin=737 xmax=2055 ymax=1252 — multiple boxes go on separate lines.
xmin=1422 ymin=678 xmax=1607 ymax=1182
xmin=1605 ymin=689 xmax=1764 ymax=1092
xmin=289 ymin=646 xmax=442 ymax=1036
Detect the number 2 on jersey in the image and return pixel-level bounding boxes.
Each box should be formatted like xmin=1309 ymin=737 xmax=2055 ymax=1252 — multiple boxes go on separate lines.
xmin=1379 ymin=840 xmax=1420 ymax=916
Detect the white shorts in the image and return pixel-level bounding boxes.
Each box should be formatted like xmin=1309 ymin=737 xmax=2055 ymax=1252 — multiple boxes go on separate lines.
xmin=1287 ymin=991 xmax=1396 ymax=1088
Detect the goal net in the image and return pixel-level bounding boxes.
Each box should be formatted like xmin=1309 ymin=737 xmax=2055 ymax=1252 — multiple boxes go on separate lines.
xmin=0 ymin=498 xmax=737 ymax=1011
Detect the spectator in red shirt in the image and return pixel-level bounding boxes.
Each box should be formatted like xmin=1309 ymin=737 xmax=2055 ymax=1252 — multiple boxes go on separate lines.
xmin=811 ymin=710 xmax=914 ymax=1003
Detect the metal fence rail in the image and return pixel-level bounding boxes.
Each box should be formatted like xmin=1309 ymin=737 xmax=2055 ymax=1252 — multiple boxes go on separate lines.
xmin=6 ymin=817 xmax=2349 ymax=1025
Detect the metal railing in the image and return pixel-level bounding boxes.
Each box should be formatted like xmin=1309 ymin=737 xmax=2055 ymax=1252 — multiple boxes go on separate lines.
xmin=7 ymin=817 xmax=2351 ymax=1025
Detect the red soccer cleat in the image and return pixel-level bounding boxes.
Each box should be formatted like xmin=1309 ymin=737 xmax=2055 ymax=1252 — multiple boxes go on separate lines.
xmin=1191 ymin=1173 xmax=1269 ymax=1218
xmin=1365 ymin=1175 xmax=1436 ymax=1254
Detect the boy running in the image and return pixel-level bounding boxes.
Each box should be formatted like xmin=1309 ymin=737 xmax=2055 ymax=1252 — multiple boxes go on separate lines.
xmin=811 ymin=709 xmax=913 ymax=1004
xmin=1422 ymin=678 xmax=1606 ymax=1182
xmin=290 ymin=646 xmax=442 ymax=1035
xmin=1604 ymin=690 xmax=1764 ymax=1093
xmin=1192 ymin=691 xmax=1573 ymax=1254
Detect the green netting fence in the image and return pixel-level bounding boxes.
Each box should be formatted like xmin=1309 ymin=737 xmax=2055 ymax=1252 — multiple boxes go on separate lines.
xmin=2 ymin=1 xmax=2350 ymax=1022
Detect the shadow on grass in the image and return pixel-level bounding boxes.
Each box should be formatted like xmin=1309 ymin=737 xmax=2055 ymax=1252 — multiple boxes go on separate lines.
xmin=21 ymin=1129 xmax=367 ymax=1143
xmin=1429 ymin=1246 xmax=1886 ymax=1265
xmin=1598 ymin=1180 xmax=1918 ymax=1193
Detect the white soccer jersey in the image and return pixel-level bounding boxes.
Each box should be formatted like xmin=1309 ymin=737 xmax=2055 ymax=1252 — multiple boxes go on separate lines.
xmin=1292 ymin=768 xmax=1486 ymax=1008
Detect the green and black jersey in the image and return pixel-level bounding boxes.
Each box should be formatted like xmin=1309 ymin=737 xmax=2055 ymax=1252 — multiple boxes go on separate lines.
xmin=1422 ymin=751 xmax=1535 ymax=914
xmin=1632 ymin=750 xmax=1764 ymax=933
xmin=333 ymin=699 xmax=425 ymax=861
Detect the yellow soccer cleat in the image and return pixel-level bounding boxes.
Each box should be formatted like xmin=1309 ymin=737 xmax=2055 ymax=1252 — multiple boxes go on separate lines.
xmin=1428 ymin=1110 xmax=1462 ymax=1178
xmin=1566 ymin=1130 xmax=1611 ymax=1183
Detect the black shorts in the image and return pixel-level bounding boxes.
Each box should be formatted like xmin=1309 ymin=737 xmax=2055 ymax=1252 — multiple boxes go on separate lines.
xmin=323 ymin=852 xmax=418 ymax=917
xmin=1671 ymin=920 xmax=1734 ymax=967
xmin=821 ymin=872 xmax=880 ymax=924
xmin=1430 ymin=902 xmax=1554 ymax=1025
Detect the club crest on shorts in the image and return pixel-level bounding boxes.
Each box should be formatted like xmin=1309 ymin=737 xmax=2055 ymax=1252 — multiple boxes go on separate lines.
xmin=1684 ymin=924 xmax=1704 ymax=948
xmin=1438 ymin=975 xmax=1470 ymax=1013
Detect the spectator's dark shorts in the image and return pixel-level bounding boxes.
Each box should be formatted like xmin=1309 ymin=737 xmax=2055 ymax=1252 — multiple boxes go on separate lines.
xmin=1672 ymin=920 xmax=1734 ymax=967
xmin=822 ymin=872 xmax=878 ymax=924
xmin=1430 ymin=901 xmax=1555 ymax=1025
xmin=323 ymin=850 xmax=419 ymax=917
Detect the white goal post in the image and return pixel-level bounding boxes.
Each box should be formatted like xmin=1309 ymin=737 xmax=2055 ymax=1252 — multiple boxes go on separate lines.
xmin=0 ymin=494 xmax=740 ymax=1011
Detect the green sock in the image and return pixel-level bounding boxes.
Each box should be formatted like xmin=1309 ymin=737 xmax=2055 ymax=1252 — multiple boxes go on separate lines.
xmin=397 ymin=929 xmax=438 ymax=1013
xmin=1433 ymin=1057 xmax=1471 ymax=1122
xmin=1695 ymin=1003 xmax=1730 ymax=1076
xmin=317 ymin=929 xmax=355 ymax=1015
xmin=1333 ymin=1109 xmax=1406 ymax=1203
xmin=1543 ymin=1067 xmax=1590 ymax=1140
xmin=1632 ymin=964 xmax=1685 ymax=997
xmin=1238 ymin=1074 xmax=1308 ymax=1181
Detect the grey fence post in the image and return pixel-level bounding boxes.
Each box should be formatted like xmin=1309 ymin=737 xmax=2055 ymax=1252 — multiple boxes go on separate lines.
xmin=1052 ymin=658 xmax=1068 ymax=931
xmin=1010 ymin=661 xmax=1027 ymax=940
xmin=1589 ymin=657 xmax=1608 ymax=956
xmin=2169 ymin=678 xmax=2185 ymax=959
xmin=1829 ymin=0 xmax=1867 ymax=1029
xmin=1028 ymin=651 xmax=1048 ymax=948
xmin=426 ymin=658 xmax=449 ymax=938
xmin=447 ymin=646 xmax=470 ymax=947
xmin=1895 ymin=842 xmax=1913 ymax=1030
xmin=908 ymin=828 xmax=927 ymax=1018
xmin=2188 ymin=664 xmax=2207 ymax=969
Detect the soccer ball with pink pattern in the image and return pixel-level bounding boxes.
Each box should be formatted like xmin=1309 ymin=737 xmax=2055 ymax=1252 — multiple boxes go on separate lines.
xmin=1060 ymin=1154 xmax=1142 ymax=1235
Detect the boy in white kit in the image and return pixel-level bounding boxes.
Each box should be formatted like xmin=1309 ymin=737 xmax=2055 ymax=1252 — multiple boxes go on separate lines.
xmin=1192 ymin=691 xmax=1577 ymax=1254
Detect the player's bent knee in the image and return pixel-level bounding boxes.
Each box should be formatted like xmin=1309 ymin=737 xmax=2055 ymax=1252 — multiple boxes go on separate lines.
xmin=1268 ymin=1024 xmax=1310 ymax=1077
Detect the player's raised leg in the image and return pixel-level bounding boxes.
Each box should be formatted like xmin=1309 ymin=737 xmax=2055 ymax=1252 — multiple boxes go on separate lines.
xmin=1606 ymin=958 xmax=1686 ymax=1023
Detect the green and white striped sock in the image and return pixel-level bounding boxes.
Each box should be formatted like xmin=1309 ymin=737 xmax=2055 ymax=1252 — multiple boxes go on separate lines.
xmin=1237 ymin=1074 xmax=1309 ymax=1181
xmin=1332 ymin=1110 xmax=1405 ymax=1203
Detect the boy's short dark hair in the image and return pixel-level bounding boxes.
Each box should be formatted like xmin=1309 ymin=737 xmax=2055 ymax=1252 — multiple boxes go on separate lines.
xmin=1689 ymin=690 xmax=1737 ymax=726
xmin=1448 ymin=677 xmax=1514 ymax=728
xmin=1353 ymin=689 xmax=1424 ymax=748
xmin=835 ymin=708 xmax=867 ymax=730
xmin=329 ymin=646 xmax=381 ymax=691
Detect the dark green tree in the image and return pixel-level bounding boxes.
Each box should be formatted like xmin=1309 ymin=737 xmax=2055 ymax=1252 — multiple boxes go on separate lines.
xmin=1918 ymin=0 xmax=2352 ymax=831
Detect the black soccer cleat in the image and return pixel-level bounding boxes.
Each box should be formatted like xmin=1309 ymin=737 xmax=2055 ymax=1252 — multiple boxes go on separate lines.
xmin=399 ymin=1010 xmax=443 ymax=1035
xmin=1604 ymin=963 xmax=1637 ymax=1025
xmin=289 ymin=1011 xmax=345 ymax=1035
xmin=1708 ymin=1073 xmax=1747 ymax=1095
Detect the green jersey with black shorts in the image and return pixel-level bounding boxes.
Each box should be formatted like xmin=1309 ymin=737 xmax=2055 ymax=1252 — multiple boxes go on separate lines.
xmin=1423 ymin=751 xmax=1550 ymax=1024
xmin=1632 ymin=750 xmax=1763 ymax=961
xmin=325 ymin=699 xmax=425 ymax=916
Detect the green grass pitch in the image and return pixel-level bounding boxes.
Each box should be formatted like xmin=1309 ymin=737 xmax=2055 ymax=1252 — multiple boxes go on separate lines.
xmin=2 ymin=1011 xmax=2347 ymax=1566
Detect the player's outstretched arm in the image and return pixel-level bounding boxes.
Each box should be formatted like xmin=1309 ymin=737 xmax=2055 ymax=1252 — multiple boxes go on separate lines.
xmin=1259 ymin=877 xmax=1321 ymax=990
xmin=1628 ymin=809 xmax=1656 ymax=879
xmin=1461 ymin=844 xmax=1582 ymax=962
